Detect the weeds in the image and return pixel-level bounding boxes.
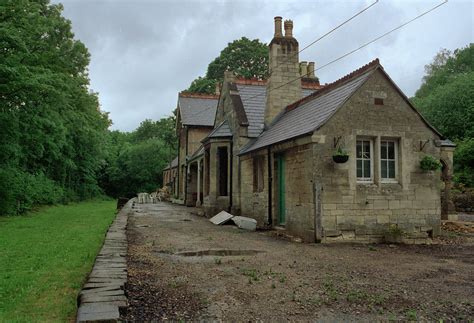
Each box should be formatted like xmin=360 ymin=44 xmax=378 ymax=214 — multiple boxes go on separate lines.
xmin=406 ymin=309 xmax=417 ymax=320
xmin=242 ymin=268 xmax=260 ymax=282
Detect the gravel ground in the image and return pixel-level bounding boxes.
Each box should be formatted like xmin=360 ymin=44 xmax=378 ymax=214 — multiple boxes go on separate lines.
xmin=120 ymin=202 xmax=474 ymax=322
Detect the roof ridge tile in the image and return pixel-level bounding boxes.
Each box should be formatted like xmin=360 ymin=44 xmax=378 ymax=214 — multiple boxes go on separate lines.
xmin=286 ymin=58 xmax=380 ymax=112
xmin=179 ymin=92 xmax=219 ymax=99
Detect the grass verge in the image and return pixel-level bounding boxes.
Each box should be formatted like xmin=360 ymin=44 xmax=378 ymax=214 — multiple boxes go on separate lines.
xmin=0 ymin=200 xmax=116 ymax=322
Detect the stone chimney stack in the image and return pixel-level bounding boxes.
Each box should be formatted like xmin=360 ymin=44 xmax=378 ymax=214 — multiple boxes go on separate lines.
xmin=265 ymin=17 xmax=301 ymax=127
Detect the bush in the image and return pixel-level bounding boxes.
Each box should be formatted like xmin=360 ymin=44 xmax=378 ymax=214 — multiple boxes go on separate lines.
xmin=453 ymin=138 xmax=474 ymax=187
xmin=451 ymin=189 xmax=474 ymax=212
xmin=0 ymin=168 xmax=64 ymax=216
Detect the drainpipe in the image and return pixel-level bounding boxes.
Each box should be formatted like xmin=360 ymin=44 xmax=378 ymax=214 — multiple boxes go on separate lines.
xmin=184 ymin=127 xmax=189 ymax=205
xmin=267 ymin=146 xmax=272 ymax=226
xmin=229 ymin=141 xmax=233 ymax=212
xmin=177 ymin=128 xmax=181 ymax=200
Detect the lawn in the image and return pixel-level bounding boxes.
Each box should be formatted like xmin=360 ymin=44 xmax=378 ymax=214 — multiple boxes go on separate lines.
xmin=0 ymin=200 xmax=117 ymax=322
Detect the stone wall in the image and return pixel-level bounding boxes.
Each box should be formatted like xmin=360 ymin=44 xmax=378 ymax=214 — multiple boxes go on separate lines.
xmin=188 ymin=127 xmax=212 ymax=156
xmin=177 ymin=126 xmax=212 ymax=200
xmin=239 ymin=153 xmax=268 ymax=225
xmin=274 ymin=144 xmax=315 ymax=242
xmin=313 ymin=69 xmax=443 ymax=243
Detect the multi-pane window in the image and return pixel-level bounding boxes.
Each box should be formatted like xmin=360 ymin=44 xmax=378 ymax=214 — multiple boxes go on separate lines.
xmin=380 ymin=140 xmax=397 ymax=181
xmin=356 ymin=140 xmax=372 ymax=181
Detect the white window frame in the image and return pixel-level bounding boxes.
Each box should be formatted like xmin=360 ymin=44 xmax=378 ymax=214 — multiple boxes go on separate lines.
xmin=356 ymin=139 xmax=374 ymax=183
xmin=380 ymin=139 xmax=398 ymax=183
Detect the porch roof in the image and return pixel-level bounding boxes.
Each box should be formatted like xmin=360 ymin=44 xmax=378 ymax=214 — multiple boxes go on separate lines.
xmin=163 ymin=156 xmax=178 ymax=170
xmin=208 ymin=120 xmax=232 ymax=138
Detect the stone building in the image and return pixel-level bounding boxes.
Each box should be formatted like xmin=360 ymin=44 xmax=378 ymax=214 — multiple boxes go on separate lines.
xmin=162 ymin=156 xmax=178 ymax=194
xmin=175 ymin=92 xmax=218 ymax=205
xmin=179 ymin=17 xmax=455 ymax=243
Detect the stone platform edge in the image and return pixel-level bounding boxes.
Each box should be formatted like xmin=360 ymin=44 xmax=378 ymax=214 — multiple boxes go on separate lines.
xmin=76 ymin=198 xmax=134 ymax=322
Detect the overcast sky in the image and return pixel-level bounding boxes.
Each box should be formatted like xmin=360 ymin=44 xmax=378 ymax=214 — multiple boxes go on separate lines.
xmin=52 ymin=0 xmax=473 ymax=132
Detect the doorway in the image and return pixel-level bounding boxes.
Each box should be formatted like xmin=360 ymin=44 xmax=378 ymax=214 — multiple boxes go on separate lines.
xmin=276 ymin=154 xmax=286 ymax=225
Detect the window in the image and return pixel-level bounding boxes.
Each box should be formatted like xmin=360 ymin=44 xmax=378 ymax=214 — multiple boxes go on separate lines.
xmin=356 ymin=139 xmax=373 ymax=182
xmin=380 ymin=140 xmax=397 ymax=181
xmin=253 ymin=157 xmax=264 ymax=192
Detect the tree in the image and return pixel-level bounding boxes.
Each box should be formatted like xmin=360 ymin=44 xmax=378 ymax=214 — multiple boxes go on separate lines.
xmin=206 ymin=37 xmax=269 ymax=80
xmin=412 ymin=44 xmax=474 ymax=186
xmin=0 ymin=0 xmax=110 ymax=214
xmin=412 ymin=44 xmax=474 ymax=141
xmin=99 ymin=115 xmax=177 ymax=198
xmin=186 ymin=37 xmax=268 ymax=93
xmin=187 ymin=77 xmax=216 ymax=95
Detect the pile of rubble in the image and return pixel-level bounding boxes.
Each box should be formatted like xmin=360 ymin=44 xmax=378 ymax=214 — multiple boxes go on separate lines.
xmin=441 ymin=220 xmax=474 ymax=234
xmin=209 ymin=211 xmax=257 ymax=231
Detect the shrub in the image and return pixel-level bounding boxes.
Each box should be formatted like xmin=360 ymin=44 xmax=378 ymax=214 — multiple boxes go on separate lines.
xmin=453 ymin=138 xmax=474 ymax=187
xmin=333 ymin=146 xmax=349 ymax=157
xmin=451 ymin=189 xmax=474 ymax=212
xmin=0 ymin=168 xmax=64 ymax=216
xmin=420 ymin=155 xmax=442 ymax=171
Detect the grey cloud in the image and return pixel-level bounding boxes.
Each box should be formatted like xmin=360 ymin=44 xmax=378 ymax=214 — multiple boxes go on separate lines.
xmin=53 ymin=0 xmax=473 ymax=131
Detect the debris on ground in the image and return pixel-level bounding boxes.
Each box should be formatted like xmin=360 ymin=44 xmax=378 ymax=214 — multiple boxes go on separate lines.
xmin=123 ymin=202 xmax=474 ymax=321
xmin=441 ymin=220 xmax=474 ymax=234
xmin=209 ymin=210 xmax=234 ymax=225
xmin=232 ymin=216 xmax=257 ymax=231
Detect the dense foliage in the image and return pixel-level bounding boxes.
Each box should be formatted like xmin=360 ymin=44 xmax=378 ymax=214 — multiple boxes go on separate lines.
xmin=412 ymin=44 xmax=474 ymax=186
xmin=99 ymin=117 xmax=177 ymax=199
xmin=0 ymin=1 xmax=177 ymax=215
xmin=0 ymin=1 xmax=110 ymax=215
xmin=187 ymin=37 xmax=268 ymax=94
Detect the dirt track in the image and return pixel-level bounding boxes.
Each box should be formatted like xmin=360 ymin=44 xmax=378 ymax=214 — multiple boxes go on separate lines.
xmin=121 ymin=202 xmax=474 ymax=321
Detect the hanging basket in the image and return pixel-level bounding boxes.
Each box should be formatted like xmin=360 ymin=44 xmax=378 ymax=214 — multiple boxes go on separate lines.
xmin=333 ymin=155 xmax=349 ymax=163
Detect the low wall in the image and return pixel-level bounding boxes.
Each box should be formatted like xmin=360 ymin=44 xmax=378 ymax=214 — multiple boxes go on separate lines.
xmin=76 ymin=198 xmax=132 ymax=322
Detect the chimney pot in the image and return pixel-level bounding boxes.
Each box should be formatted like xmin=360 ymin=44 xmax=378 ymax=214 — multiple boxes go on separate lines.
xmin=300 ymin=61 xmax=308 ymax=77
xmin=308 ymin=62 xmax=315 ymax=78
xmin=274 ymin=16 xmax=282 ymax=37
xmin=284 ymin=19 xmax=293 ymax=38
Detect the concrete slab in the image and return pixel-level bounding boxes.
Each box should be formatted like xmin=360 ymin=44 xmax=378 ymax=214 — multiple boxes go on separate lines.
xmin=77 ymin=303 xmax=120 ymax=322
xmin=81 ymin=294 xmax=127 ymax=304
xmin=209 ymin=210 xmax=234 ymax=225
xmin=232 ymin=216 xmax=257 ymax=231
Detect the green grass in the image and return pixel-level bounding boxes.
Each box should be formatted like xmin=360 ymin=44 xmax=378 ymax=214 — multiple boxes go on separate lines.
xmin=0 ymin=200 xmax=116 ymax=322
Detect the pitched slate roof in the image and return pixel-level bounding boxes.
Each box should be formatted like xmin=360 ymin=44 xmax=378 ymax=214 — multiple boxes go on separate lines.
xmin=235 ymin=83 xmax=318 ymax=138
xmin=178 ymin=93 xmax=218 ymax=127
xmin=240 ymin=60 xmax=380 ymax=154
xmin=163 ymin=156 xmax=178 ymax=170
xmin=208 ymin=120 xmax=232 ymax=138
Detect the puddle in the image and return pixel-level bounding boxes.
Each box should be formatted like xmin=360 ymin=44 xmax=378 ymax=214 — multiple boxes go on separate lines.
xmin=175 ymin=249 xmax=263 ymax=257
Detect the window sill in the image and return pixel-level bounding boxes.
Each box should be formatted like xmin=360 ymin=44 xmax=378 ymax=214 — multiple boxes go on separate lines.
xmin=357 ymin=180 xmax=374 ymax=184
xmin=381 ymin=180 xmax=399 ymax=184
